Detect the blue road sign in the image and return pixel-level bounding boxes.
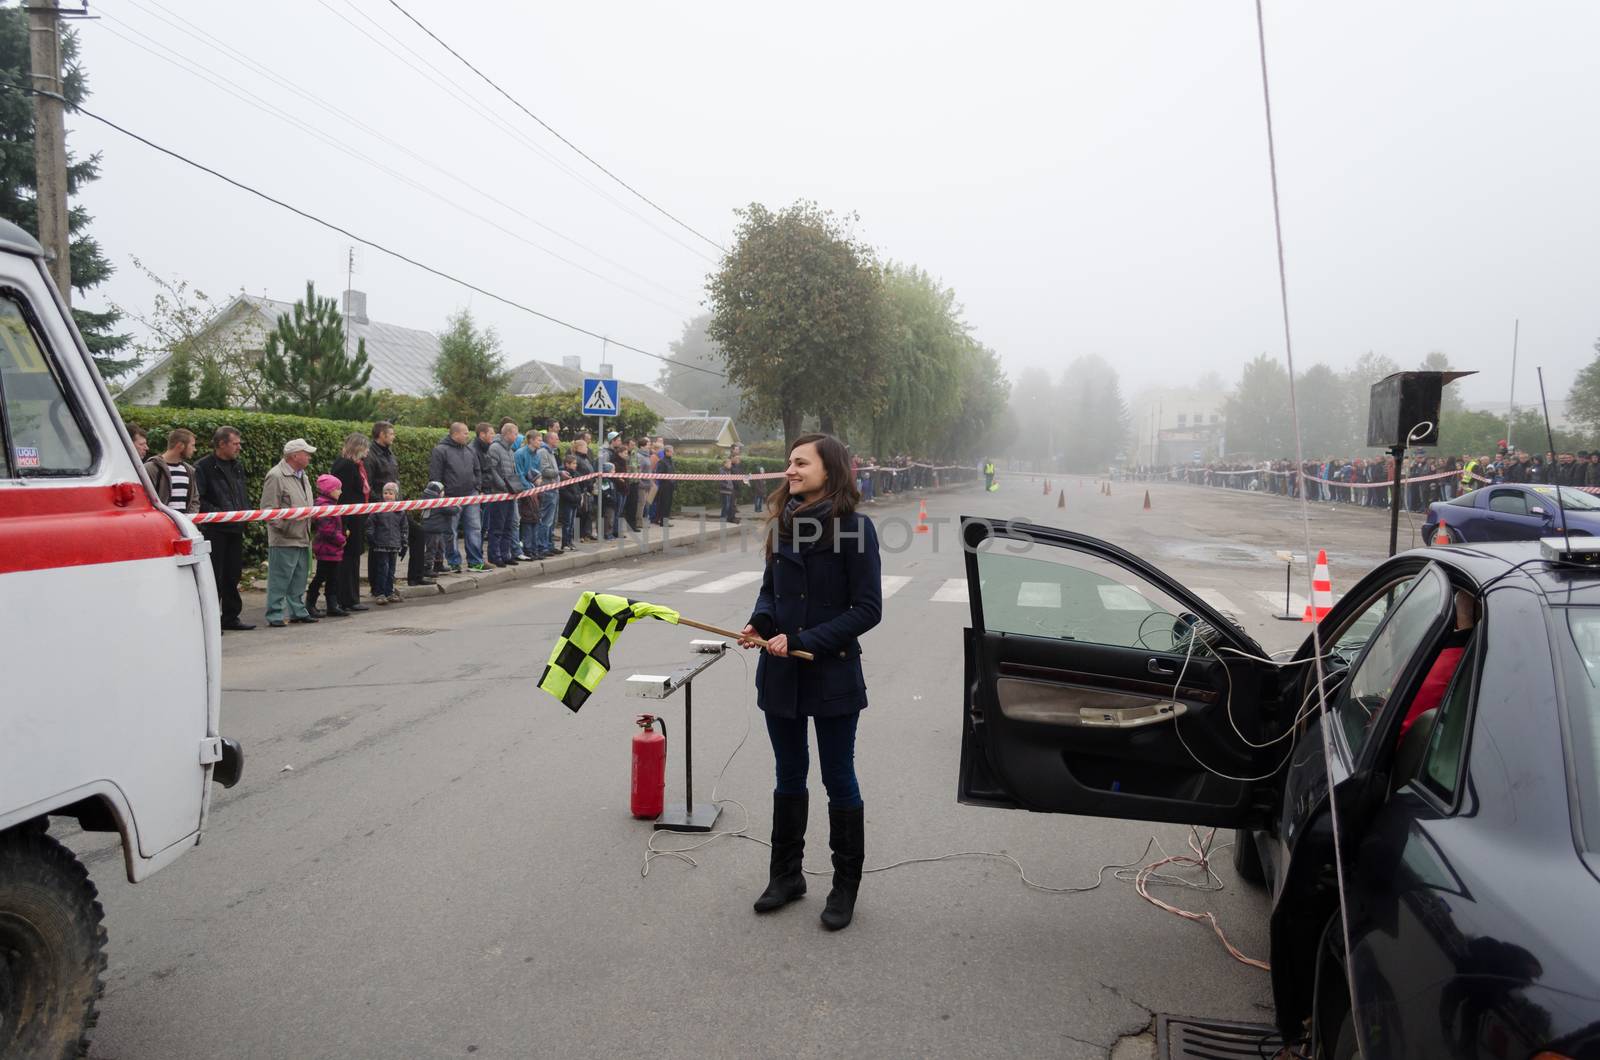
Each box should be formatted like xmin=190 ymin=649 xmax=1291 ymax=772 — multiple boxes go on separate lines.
xmin=582 ymin=377 xmax=620 ymax=417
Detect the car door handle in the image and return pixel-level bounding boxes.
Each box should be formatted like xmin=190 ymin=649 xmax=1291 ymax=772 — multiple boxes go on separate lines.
xmin=1147 ymin=658 xmax=1177 ymax=677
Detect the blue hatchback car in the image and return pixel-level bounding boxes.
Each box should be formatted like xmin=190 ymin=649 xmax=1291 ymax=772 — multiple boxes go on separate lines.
xmin=1424 ymin=484 xmax=1600 ymax=544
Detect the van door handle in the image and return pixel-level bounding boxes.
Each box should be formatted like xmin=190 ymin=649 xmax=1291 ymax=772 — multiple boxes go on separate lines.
xmin=1147 ymin=659 xmax=1177 ymax=677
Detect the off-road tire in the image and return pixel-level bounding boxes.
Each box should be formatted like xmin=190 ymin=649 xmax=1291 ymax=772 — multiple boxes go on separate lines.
xmin=0 ymin=828 xmax=107 ymax=1060
xmin=1231 ymin=827 xmax=1266 ymax=886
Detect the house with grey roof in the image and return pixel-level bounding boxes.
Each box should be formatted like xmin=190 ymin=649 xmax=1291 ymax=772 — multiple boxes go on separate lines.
xmin=505 ymin=355 xmax=691 ymax=421
xmin=118 ymin=290 xmax=440 ymax=406
xmin=657 ymin=415 xmax=740 ymax=454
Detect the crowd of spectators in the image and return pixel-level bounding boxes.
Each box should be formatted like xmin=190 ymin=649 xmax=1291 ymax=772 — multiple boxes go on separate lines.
xmin=1171 ymin=445 xmax=1600 ymax=512
xmin=128 ymin=417 xmax=951 ymax=632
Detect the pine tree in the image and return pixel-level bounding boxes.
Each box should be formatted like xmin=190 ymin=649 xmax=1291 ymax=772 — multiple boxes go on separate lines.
xmin=194 ymin=356 xmax=230 ymax=409
xmin=431 ymin=309 xmax=509 ymax=425
xmin=0 ymin=9 xmax=133 ymax=378
xmin=257 ymin=281 xmax=377 ymax=420
xmin=163 ymin=350 xmax=195 ymax=407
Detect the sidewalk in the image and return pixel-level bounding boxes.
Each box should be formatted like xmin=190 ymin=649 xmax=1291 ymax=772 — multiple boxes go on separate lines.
xmin=238 ymin=479 xmax=972 ymax=610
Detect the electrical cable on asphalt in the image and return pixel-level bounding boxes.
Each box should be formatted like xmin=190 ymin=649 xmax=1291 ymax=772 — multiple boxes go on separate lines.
xmin=0 ymin=80 xmax=730 ymax=380
xmin=1252 ymin=0 xmax=1363 ymax=1042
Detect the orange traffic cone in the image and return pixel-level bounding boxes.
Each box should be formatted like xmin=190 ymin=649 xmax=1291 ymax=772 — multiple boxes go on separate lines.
xmin=1301 ymin=550 xmax=1335 ymax=622
xmin=1057 ymin=489 xmax=1066 ymax=509
xmin=1433 ymin=520 xmax=1451 ymax=546
xmin=1142 ymin=490 xmax=1151 ymax=510
xmin=915 ymin=499 xmax=930 ymax=535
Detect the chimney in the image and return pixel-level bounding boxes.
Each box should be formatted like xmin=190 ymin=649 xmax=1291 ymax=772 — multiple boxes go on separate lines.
xmin=562 ymin=355 xmax=582 ymax=371
xmin=343 ymin=289 xmax=368 ymax=325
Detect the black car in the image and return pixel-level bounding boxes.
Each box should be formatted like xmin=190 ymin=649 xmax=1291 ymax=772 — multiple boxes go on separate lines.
xmin=958 ymin=517 xmax=1600 ymax=1058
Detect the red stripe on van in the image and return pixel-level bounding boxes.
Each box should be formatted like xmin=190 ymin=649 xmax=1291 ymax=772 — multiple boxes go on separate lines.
xmin=0 ymin=484 xmax=183 ymax=575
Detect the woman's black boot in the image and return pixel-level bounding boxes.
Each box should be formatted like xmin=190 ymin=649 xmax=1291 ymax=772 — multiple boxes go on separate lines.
xmin=753 ymin=793 xmax=808 ymax=913
xmin=821 ymin=805 xmax=864 ymax=931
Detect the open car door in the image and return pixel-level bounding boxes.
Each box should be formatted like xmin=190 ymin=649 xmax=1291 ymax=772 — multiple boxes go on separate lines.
xmin=958 ymin=517 xmax=1292 ymax=828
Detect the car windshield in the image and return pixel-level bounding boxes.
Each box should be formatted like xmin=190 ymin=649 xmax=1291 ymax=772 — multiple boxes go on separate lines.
xmin=1530 ymin=486 xmax=1600 ymax=511
xmin=1558 ymin=608 xmax=1600 ymax=855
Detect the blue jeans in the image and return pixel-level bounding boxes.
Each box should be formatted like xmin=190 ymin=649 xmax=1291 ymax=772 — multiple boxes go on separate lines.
xmin=560 ymin=502 xmax=577 ymax=549
xmin=520 ymin=510 xmax=540 ymax=556
xmin=488 ymin=500 xmax=515 ymax=563
xmin=369 ymin=549 xmax=397 ymax=597
xmin=443 ymin=503 xmax=485 ymax=567
xmin=765 ymin=711 xmax=862 ymax=808
xmin=538 ymin=492 xmax=558 ymax=553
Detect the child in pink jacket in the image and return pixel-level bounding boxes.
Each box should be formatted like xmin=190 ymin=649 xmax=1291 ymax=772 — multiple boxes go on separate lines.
xmin=307 ymin=473 xmax=349 ymax=617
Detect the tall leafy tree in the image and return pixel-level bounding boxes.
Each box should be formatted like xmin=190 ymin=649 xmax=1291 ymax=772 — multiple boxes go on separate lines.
xmin=194 ymin=356 xmax=229 ymax=409
xmin=658 ymin=313 xmax=751 ymax=424
xmin=706 ymin=200 xmax=884 ymax=446
xmin=162 ymin=349 xmax=195 ymax=408
xmin=1223 ymin=354 xmax=1296 ymax=457
xmin=957 ymin=342 xmax=1011 ymax=459
xmin=431 ymin=309 xmax=508 ymax=425
xmin=1296 ymin=362 xmax=1355 ymax=456
xmin=0 ymin=8 xmax=132 ymax=377
xmin=869 ymin=264 xmax=969 ymax=458
xmin=1006 ymin=365 xmax=1059 ymax=466
xmin=1058 ymin=354 xmax=1131 ymax=471
xmin=1567 ymin=337 xmax=1600 ymax=437
xmin=257 ymin=281 xmax=376 ymax=420
xmin=1419 ymin=350 xmax=1465 ymax=413
xmin=117 ymin=258 xmax=256 ymax=405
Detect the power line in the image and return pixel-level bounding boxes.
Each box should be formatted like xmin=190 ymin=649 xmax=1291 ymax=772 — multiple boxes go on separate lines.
xmin=383 ymin=0 xmax=727 ymax=255
xmin=14 ymin=86 xmax=727 ymax=379
xmin=114 ymin=0 xmax=704 ymax=309
xmin=318 ymin=0 xmax=718 ymax=266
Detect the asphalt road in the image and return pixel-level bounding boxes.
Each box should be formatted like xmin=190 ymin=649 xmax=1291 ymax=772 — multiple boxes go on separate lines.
xmin=74 ymin=476 xmax=1411 ymax=1059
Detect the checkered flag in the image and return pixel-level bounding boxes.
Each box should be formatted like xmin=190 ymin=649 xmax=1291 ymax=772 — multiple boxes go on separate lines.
xmin=539 ymin=592 xmax=681 ymax=711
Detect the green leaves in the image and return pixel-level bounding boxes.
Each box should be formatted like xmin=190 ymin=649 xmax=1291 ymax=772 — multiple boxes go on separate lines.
xmin=431 ymin=309 xmax=510 ymax=425
xmin=257 ymin=281 xmax=376 ymax=421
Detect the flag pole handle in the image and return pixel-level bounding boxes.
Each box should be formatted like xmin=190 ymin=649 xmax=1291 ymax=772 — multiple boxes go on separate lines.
xmin=678 ymin=616 xmax=816 ymax=662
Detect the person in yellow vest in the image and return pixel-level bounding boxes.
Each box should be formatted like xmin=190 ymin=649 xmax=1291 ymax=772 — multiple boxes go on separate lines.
xmin=1460 ymin=457 xmax=1479 ymax=491
xmin=983 ymin=458 xmax=997 ymax=492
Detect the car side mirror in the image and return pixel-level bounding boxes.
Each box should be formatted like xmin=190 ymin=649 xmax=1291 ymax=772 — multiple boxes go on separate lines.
xmin=1530 ymin=506 xmax=1548 ymax=517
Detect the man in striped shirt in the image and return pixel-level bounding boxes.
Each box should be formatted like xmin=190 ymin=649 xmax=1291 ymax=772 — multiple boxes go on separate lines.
xmin=144 ymin=427 xmax=199 ymax=514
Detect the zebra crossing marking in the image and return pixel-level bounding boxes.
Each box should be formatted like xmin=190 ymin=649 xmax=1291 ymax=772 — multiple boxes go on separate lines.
xmin=609 ymin=569 xmax=709 ymax=592
xmin=685 ymin=570 xmax=765 ymax=594
xmin=931 ymin=578 xmax=968 ymax=603
xmin=881 ymin=575 xmax=912 ymax=599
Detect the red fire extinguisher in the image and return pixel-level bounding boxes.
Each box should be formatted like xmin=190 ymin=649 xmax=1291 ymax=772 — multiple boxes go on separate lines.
xmin=631 ymin=714 xmax=666 ymax=819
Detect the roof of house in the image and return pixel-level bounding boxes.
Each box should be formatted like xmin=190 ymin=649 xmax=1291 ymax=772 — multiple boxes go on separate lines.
xmin=505 ymin=358 xmax=691 ymax=420
xmin=118 ymin=293 xmax=442 ymax=401
xmin=659 ymin=415 xmax=737 ymax=443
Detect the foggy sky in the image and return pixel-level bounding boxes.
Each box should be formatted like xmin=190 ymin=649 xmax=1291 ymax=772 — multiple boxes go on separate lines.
xmin=70 ymin=1 xmax=1600 ymax=408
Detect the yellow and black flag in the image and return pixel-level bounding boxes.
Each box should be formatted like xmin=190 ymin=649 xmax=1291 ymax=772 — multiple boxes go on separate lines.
xmin=539 ymin=592 xmax=681 ymax=711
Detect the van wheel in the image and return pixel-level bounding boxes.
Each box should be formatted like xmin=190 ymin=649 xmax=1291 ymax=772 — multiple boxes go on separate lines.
xmin=0 ymin=829 xmax=107 ymax=1060
xmin=1231 ymin=828 xmax=1265 ymax=886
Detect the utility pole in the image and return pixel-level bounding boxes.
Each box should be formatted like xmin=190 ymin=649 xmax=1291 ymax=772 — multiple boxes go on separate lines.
xmin=29 ymin=0 xmax=71 ymax=303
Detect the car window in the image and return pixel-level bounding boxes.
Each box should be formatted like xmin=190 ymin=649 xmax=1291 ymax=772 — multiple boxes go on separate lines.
xmin=0 ymin=294 xmax=93 ymax=477
xmin=1339 ymin=567 xmax=1448 ymax=760
xmin=1557 ymin=608 xmax=1600 ymax=856
xmin=1488 ymin=490 xmax=1529 ymax=516
xmin=973 ymin=536 xmax=1196 ymax=651
xmin=1532 ymin=485 xmax=1600 ymax=511
xmin=1420 ymin=642 xmax=1476 ymax=802
xmin=1324 ymin=574 xmax=1418 ymax=669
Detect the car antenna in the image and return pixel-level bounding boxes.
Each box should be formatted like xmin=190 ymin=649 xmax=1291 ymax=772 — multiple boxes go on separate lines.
xmin=1536 ymin=366 xmax=1573 ymax=552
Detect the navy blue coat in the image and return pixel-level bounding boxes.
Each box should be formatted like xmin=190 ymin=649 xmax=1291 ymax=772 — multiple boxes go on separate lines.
xmin=748 ymin=511 xmax=883 ymax=718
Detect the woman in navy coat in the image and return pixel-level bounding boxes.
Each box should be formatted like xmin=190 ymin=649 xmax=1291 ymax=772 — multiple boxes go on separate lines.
xmin=738 ymin=434 xmax=882 ymax=931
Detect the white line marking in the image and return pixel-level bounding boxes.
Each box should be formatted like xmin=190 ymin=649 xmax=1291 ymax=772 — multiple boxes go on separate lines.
xmin=1255 ymin=590 xmax=1307 ymax=616
xmin=1193 ymin=588 xmax=1240 ymax=614
xmin=685 ymin=570 xmax=765 ymax=594
xmin=881 ymin=575 xmax=912 ymax=599
xmin=931 ymin=578 xmax=968 ymax=603
xmin=610 ymin=569 xmax=707 ymax=592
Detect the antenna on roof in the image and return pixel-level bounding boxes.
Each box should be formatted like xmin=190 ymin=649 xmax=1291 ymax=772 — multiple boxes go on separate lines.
xmin=1537 ymin=366 xmax=1572 ymax=554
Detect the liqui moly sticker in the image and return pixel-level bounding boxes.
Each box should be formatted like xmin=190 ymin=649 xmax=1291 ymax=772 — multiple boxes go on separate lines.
xmin=14 ymin=445 xmax=39 ymax=468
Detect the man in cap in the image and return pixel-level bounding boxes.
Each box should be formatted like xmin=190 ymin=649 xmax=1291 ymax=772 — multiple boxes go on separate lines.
xmin=260 ymin=438 xmax=320 ymax=627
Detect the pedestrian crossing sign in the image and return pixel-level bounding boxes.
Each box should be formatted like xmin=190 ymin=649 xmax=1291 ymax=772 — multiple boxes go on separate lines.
xmin=583 ymin=377 xmax=620 ymax=416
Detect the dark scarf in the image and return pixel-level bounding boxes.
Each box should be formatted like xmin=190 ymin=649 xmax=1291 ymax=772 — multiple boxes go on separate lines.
xmin=775 ymin=495 xmax=835 ymax=550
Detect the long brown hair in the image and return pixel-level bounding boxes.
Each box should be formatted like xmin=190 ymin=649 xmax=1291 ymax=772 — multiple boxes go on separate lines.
xmin=762 ymin=433 xmax=860 ymax=561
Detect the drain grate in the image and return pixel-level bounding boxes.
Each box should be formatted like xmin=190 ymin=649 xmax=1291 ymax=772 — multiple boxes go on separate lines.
xmin=1156 ymin=1014 xmax=1286 ymax=1059
xmin=371 ymin=627 xmax=441 ymax=637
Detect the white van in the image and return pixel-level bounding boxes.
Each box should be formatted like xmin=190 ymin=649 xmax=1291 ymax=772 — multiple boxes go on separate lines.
xmin=0 ymin=218 xmax=241 ymax=1058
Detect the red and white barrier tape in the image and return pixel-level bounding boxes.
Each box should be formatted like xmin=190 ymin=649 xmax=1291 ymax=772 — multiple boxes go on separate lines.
xmin=191 ymin=464 xmax=975 ymax=525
